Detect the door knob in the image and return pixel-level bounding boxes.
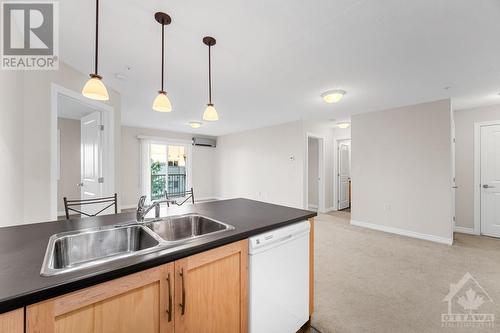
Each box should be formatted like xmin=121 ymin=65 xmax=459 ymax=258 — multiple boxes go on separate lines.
xmin=483 ymin=184 xmax=495 ymax=189
xmin=77 ymin=183 xmax=84 ymax=187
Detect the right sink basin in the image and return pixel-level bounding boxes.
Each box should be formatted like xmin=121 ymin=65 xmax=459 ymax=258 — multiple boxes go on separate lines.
xmin=145 ymin=214 xmax=235 ymax=243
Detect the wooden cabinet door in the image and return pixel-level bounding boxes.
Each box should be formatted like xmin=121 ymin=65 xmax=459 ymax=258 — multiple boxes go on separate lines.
xmin=0 ymin=308 xmax=23 ymax=333
xmin=174 ymin=240 xmax=248 ymax=333
xmin=27 ymin=263 xmax=174 ymax=333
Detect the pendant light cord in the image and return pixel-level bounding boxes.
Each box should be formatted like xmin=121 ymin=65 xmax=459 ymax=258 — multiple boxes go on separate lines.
xmin=208 ymin=44 xmax=212 ymax=104
xmin=161 ymin=23 xmax=165 ymax=92
xmin=94 ymin=0 xmax=99 ymax=75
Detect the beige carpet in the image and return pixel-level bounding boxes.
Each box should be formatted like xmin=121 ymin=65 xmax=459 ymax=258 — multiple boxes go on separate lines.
xmin=311 ymin=212 xmax=500 ymax=333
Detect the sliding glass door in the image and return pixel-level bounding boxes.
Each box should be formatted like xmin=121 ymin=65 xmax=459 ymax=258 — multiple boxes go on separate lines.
xmin=143 ymin=140 xmax=191 ymax=202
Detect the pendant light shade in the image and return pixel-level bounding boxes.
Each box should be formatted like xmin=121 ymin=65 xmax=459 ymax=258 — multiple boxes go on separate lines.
xmin=152 ymin=12 xmax=172 ymax=112
xmin=203 ymin=104 xmax=218 ymax=121
xmin=82 ymin=74 xmax=109 ymax=101
xmin=82 ymin=0 xmax=109 ymax=101
xmin=202 ymin=36 xmax=218 ymax=121
xmin=152 ymin=91 xmax=172 ymax=112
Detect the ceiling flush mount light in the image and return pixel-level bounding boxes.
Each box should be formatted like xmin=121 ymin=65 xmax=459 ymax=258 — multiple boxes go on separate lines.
xmin=82 ymin=0 xmax=109 ymax=101
xmin=321 ymin=89 xmax=346 ymax=104
xmin=337 ymin=122 xmax=350 ymax=129
xmin=202 ymin=36 xmax=219 ymax=121
xmin=152 ymin=12 xmax=173 ymax=112
xmin=189 ymin=121 xmax=202 ymax=129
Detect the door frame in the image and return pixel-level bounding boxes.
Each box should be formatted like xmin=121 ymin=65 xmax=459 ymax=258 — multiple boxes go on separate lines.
xmin=304 ymin=133 xmax=325 ymax=213
xmin=336 ymin=139 xmax=351 ymax=211
xmin=333 ymin=137 xmax=351 ymax=211
xmin=473 ymin=120 xmax=500 ymax=235
xmin=137 ymin=135 xmax=193 ymax=204
xmin=50 ymin=83 xmax=115 ymax=220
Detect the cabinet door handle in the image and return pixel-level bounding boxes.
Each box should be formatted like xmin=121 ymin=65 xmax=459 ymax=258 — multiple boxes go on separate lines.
xmin=166 ymin=273 xmax=172 ymax=322
xmin=179 ymin=268 xmax=186 ymax=315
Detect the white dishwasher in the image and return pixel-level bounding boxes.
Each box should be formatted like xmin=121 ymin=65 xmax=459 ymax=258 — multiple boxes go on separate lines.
xmin=249 ymin=221 xmax=310 ymax=333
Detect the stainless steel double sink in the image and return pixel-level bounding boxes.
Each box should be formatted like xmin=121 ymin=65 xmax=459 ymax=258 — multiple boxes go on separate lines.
xmin=40 ymin=214 xmax=234 ymax=276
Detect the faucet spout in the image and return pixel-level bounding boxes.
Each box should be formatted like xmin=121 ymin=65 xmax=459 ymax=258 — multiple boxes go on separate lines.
xmin=136 ymin=196 xmax=163 ymax=222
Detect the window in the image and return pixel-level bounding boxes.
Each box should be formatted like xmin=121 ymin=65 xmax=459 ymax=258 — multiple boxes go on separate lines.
xmin=140 ymin=138 xmax=191 ymax=203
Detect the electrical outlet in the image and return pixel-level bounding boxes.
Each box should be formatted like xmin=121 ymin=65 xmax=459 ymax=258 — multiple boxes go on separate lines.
xmin=384 ymin=203 xmax=392 ymax=212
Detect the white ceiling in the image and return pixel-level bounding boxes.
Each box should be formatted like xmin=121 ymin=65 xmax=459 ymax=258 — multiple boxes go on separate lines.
xmin=58 ymin=94 xmax=98 ymax=120
xmin=59 ymin=0 xmax=500 ymax=136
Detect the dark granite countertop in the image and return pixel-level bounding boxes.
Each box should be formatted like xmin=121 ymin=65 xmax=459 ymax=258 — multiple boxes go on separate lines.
xmin=0 ymin=198 xmax=316 ymax=314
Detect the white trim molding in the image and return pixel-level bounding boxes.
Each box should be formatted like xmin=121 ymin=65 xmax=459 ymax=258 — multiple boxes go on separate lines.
xmin=454 ymin=226 xmax=477 ymax=235
xmin=304 ymin=132 xmax=326 ymax=213
xmin=137 ymin=135 xmax=192 ymax=145
xmin=350 ymin=219 xmax=453 ymax=245
xmin=50 ymin=83 xmax=115 ymax=220
xmin=333 ymin=137 xmax=351 ymax=211
xmin=473 ymin=120 xmax=500 ymax=236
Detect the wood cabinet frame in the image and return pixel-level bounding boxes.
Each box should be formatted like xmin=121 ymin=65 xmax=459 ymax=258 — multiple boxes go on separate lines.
xmin=174 ymin=239 xmax=248 ymax=333
xmin=27 ymin=264 xmax=174 ymax=333
xmin=0 ymin=308 xmax=23 ymax=333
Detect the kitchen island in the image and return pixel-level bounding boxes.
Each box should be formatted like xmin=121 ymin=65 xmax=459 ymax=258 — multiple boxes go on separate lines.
xmin=0 ymin=198 xmax=316 ymax=333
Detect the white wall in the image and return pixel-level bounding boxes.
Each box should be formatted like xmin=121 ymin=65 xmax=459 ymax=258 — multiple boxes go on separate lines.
xmin=0 ymin=71 xmax=24 ymax=227
xmin=57 ymin=118 xmax=81 ymax=212
xmin=120 ymin=126 xmax=217 ymax=208
xmin=351 ymin=99 xmax=453 ymax=243
xmin=454 ymin=104 xmax=500 ymax=229
xmin=214 ymin=121 xmax=304 ymax=208
xmin=307 ymin=138 xmax=319 ymax=207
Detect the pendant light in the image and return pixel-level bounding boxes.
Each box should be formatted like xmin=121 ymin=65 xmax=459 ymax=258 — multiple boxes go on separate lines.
xmin=202 ymin=36 xmax=218 ymax=121
xmin=82 ymin=0 xmax=109 ymax=101
xmin=152 ymin=12 xmax=172 ymax=112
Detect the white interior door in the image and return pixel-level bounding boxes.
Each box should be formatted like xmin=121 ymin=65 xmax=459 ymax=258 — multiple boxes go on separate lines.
xmin=481 ymin=124 xmax=500 ymax=237
xmin=338 ymin=141 xmax=351 ymax=210
xmin=81 ymin=111 xmax=103 ymax=200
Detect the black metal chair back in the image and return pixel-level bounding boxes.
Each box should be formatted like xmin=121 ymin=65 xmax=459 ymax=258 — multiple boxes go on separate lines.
xmin=63 ymin=193 xmax=118 ymax=220
xmin=165 ymin=188 xmax=194 ymax=207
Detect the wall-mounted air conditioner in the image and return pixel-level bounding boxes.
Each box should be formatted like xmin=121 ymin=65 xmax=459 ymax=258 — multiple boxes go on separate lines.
xmin=192 ymin=137 xmax=216 ymax=148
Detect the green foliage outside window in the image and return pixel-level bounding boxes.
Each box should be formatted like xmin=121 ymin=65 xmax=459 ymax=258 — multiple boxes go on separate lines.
xmin=151 ymin=161 xmax=166 ymax=200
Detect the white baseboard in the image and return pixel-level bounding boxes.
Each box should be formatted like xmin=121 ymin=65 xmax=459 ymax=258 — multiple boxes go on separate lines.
xmin=454 ymin=226 xmax=477 ymax=235
xmin=325 ymin=206 xmax=336 ymax=213
xmin=308 ymin=204 xmax=318 ymax=210
xmin=350 ymin=219 xmax=453 ymax=245
xmin=195 ymin=197 xmax=220 ymax=202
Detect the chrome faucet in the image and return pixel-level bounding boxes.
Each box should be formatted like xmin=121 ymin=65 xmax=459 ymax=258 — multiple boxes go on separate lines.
xmin=136 ymin=195 xmax=164 ymax=222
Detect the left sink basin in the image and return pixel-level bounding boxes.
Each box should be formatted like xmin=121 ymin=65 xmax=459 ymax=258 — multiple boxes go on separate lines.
xmin=41 ymin=224 xmax=162 ymax=276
